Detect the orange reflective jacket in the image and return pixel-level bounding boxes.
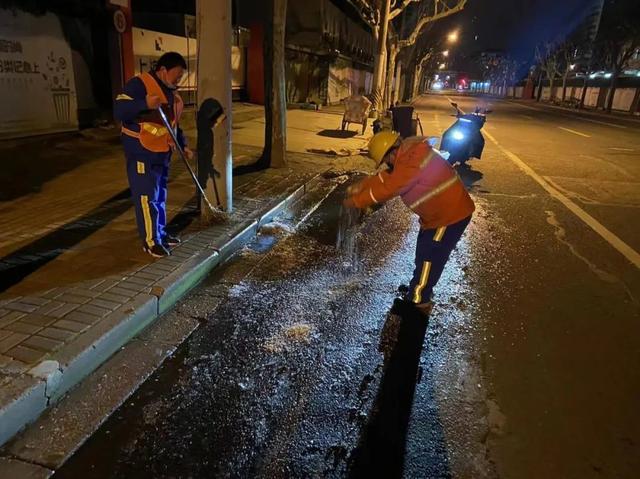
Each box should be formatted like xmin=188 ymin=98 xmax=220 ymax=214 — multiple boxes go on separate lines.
xmin=121 ymin=72 xmax=184 ymax=153
xmin=349 ymin=137 xmax=475 ymax=229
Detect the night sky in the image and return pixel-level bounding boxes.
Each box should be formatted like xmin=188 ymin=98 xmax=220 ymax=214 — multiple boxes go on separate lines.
xmin=449 ymin=0 xmax=594 ymax=72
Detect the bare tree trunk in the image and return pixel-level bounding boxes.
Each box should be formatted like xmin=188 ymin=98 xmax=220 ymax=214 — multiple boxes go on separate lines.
xmin=605 ymin=69 xmax=619 ymax=113
xmin=385 ymin=45 xmax=398 ymax=108
xmin=261 ymin=0 xmax=287 ymax=167
xmin=196 ymin=0 xmax=233 ymax=213
xmin=536 ymin=73 xmax=543 ymax=102
xmin=562 ymin=71 xmax=569 ymax=102
xmin=393 ymin=59 xmax=402 ymax=105
xmin=411 ymin=64 xmax=422 ymax=100
xmin=371 ymin=0 xmax=391 ymax=114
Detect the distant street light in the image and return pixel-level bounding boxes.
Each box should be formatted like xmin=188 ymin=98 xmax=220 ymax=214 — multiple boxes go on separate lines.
xmin=439 ymin=63 xmax=446 ymax=70
xmin=570 ymin=64 xmax=576 ymax=70
xmin=442 ymin=50 xmax=449 ymax=57
xmin=448 ymin=31 xmax=459 ymax=43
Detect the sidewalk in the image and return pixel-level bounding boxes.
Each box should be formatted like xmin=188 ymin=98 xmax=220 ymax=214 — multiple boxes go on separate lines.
xmin=0 ymin=104 xmax=372 ymax=449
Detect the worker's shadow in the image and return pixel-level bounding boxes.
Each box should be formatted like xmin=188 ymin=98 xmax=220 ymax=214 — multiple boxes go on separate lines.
xmin=347 ymin=309 xmax=451 ymax=478
xmin=455 ymin=163 xmax=484 ymax=191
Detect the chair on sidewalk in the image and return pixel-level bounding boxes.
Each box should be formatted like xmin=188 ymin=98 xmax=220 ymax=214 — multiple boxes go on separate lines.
xmin=342 ymin=94 xmax=372 ymax=135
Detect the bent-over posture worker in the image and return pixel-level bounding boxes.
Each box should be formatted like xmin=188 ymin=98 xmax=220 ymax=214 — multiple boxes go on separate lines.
xmin=114 ymin=52 xmax=194 ymax=258
xmin=344 ymin=131 xmax=475 ymax=316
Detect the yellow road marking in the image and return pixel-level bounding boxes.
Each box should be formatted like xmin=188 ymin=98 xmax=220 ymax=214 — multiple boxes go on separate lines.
xmin=558 ymin=127 xmax=591 ymax=138
xmin=483 ymin=129 xmax=640 ymax=269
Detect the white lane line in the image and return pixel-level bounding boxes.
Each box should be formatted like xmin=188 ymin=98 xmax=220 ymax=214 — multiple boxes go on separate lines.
xmin=558 ymin=126 xmax=591 ymax=137
xmin=507 ymin=100 xmax=628 ymax=129
xmin=520 ymin=114 xmax=535 ymax=120
xmin=609 ymin=147 xmax=635 ymax=152
xmin=483 ymin=129 xmax=640 ymax=269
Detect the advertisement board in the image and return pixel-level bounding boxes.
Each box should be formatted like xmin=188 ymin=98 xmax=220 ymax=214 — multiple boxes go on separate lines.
xmin=0 ymin=9 xmax=78 ymax=138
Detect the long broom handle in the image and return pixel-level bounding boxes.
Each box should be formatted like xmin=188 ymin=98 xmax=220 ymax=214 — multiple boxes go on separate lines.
xmin=157 ymin=107 xmax=218 ymax=214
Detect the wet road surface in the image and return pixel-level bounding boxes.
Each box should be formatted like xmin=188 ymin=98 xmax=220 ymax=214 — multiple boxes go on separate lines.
xmin=55 ymin=95 xmax=640 ymax=479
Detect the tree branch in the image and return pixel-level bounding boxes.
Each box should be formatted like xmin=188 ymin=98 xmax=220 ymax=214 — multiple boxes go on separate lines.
xmin=389 ymin=0 xmax=420 ymax=20
xmin=398 ymin=0 xmax=467 ymax=49
xmin=345 ymin=0 xmax=378 ymax=29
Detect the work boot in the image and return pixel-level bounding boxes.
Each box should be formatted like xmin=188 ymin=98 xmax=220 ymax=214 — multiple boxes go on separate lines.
xmin=163 ymin=235 xmax=181 ymax=248
xmin=397 ymin=284 xmax=410 ymax=298
xmin=143 ymin=243 xmax=171 ymax=258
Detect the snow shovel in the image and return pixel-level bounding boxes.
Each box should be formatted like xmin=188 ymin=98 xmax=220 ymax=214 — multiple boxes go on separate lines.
xmin=157 ymin=106 xmax=220 ymax=215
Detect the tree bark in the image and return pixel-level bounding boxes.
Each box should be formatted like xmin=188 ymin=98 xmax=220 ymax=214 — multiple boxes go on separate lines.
xmin=393 ymin=59 xmax=402 ymax=105
xmin=384 ymin=44 xmax=398 ymax=108
xmin=605 ymin=69 xmax=619 ymax=113
xmin=260 ymin=0 xmax=287 ymax=168
xmin=562 ymin=71 xmax=569 ymax=102
xmin=371 ymin=0 xmax=391 ymax=114
xmin=411 ymin=64 xmax=422 ymax=100
xmin=196 ymin=0 xmax=233 ymax=213
xmin=536 ymin=73 xmax=543 ymax=102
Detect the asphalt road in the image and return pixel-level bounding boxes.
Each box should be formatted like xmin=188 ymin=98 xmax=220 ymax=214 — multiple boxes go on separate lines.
xmin=55 ymin=95 xmax=640 ymax=479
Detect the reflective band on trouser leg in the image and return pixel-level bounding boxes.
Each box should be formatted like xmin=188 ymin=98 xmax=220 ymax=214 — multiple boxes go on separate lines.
xmin=413 ymin=261 xmax=432 ymax=304
xmin=141 ymin=195 xmax=155 ymax=247
xmin=433 ymin=226 xmax=447 ymax=242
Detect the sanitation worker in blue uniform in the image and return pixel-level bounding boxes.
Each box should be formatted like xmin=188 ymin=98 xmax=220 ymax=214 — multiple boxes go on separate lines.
xmin=114 ymin=52 xmax=194 ymax=258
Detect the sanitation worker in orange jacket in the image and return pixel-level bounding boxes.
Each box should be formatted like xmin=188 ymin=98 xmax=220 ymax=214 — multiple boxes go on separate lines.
xmin=344 ymin=131 xmax=475 ymax=316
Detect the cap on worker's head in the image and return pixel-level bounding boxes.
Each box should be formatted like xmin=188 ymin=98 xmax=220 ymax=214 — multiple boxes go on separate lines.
xmin=367 ymin=131 xmax=401 ymax=164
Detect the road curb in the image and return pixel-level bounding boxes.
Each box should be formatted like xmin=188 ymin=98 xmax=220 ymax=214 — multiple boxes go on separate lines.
xmin=0 ymin=173 xmax=322 ymax=454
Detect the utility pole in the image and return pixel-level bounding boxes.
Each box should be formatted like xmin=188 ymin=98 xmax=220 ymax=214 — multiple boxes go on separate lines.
xmin=196 ymin=0 xmax=233 ymax=214
xmin=372 ymin=0 xmax=391 ymax=114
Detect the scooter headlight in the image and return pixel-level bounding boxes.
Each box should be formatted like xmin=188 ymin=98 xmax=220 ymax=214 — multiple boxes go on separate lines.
xmin=452 ymin=129 xmax=465 ymax=141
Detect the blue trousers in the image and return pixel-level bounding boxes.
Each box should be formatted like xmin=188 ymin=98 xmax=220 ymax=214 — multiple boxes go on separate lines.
xmin=409 ymin=215 xmax=472 ymax=305
xmin=124 ymin=141 xmax=171 ymax=248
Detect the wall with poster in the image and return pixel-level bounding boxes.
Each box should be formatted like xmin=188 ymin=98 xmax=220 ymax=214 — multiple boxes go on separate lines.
xmin=0 ymin=9 xmax=78 ymax=139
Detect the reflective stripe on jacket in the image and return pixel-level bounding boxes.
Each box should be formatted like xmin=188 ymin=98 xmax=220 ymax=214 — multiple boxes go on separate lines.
xmin=119 ymin=72 xmax=184 ymax=153
xmin=349 ymin=137 xmax=475 ymax=229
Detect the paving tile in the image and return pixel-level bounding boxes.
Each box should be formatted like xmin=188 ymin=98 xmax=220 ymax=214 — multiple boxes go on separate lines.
xmin=19 ymin=314 xmax=57 ymax=328
xmin=121 ymin=276 xmax=152 ymax=287
xmin=63 ymin=311 xmax=103 ymax=326
xmin=53 ymin=319 xmax=90 ymax=334
xmin=0 ymin=310 xmax=26 ymax=328
xmin=39 ymin=327 xmax=76 ymax=341
xmin=65 ymin=288 xmax=100 ymax=299
xmin=132 ymin=271 xmax=164 ymax=281
xmin=34 ymin=300 xmax=65 ymax=316
xmin=19 ymin=297 xmax=50 ymax=307
xmin=87 ymin=298 xmax=121 ymax=311
xmin=23 ymin=335 xmax=63 ymax=353
xmin=47 ymin=303 xmax=80 ymax=319
xmin=75 ymin=304 xmax=111 ymax=318
xmin=41 ymin=288 xmax=64 ymax=299
xmin=6 ymin=345 xmax=46 ymax=364
xmin=55 ymin=293 xmax=91 ymax=305
xmin=0 ymin=329 xmax=12 ymax=341
xmin=91 ymin=278 xmax=120 ymax=291
xmin=0 ymin=332 xmax=29 ymax=353
xmin=106 ymin=286 xmax=139 ymax=298
xmin=4 ymin=302 xmax=38 ymax=313
xmin=98 ymin=292 xmax=131 ymax=303
xmin=5 ymin=321 xmax=42 ymax=335
xmin=0 ymin=308 xmax=10 ymax=318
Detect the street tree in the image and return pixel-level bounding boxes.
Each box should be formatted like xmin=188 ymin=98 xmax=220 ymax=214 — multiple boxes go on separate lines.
xmin=593 ymin=0 xmax=640 ymax=113
xmin=559 ymin=42 xmax=579 ymax=102
xmin=346 ymin=0 xmax=467 ymax=113
xmin=259 ymin=0 xmax=288 ymax=168
xmin=535 ymin=42 xmax=561 ymax=102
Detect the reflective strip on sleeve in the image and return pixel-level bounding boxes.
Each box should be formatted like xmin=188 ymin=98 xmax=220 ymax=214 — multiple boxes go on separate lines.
xmin=116 ymin=94 xmax=134 ymax=101
xmin=137 ymin=161 xmax=145 ymax=174
xmin=377 ymin=172 xmax=385 ymax=183
xmin=369 ymin=188 xmax=378 ymax=204
xmin=420 ymin=149 xmax=437 ymax=169
xmin=409 ymin=175 xmax=459 ymax=209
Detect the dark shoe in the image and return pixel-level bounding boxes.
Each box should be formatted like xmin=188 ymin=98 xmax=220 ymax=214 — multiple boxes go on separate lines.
xmin=143 ymin=243 xmax=171 ymax=258
xmin=397 ymin=284 xmax=410 ymax=297
xmin=163 ymin=235 xmax=181 ymax=248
